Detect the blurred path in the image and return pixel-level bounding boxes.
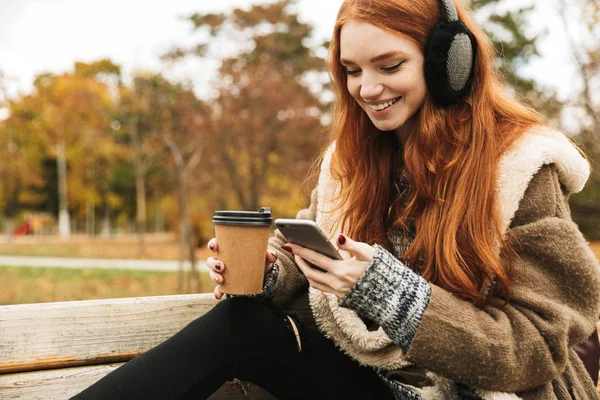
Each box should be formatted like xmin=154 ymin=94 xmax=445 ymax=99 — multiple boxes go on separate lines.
xmin=0 ymin=256 xmax=208 ymax=272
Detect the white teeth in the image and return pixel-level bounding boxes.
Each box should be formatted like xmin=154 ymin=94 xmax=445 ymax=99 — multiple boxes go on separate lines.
xmin=368 ymin=97 xmax=401 ymax=111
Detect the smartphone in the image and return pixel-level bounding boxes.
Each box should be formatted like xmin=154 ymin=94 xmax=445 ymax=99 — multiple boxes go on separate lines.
xmin=274 ymin=219 xmax=343 ymax=263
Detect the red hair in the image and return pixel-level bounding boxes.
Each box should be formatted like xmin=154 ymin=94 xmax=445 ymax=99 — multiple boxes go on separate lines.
xmin=326 ymin=0 xmax=544 ymax=305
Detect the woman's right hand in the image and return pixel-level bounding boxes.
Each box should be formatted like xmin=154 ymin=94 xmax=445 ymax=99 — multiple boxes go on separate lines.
xmin=207 ymin=238 xmax=278 ymax=300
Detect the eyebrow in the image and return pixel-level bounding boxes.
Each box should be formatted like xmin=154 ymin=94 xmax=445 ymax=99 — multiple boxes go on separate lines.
xmin=340 ymin=50 xmax=406 ymax=65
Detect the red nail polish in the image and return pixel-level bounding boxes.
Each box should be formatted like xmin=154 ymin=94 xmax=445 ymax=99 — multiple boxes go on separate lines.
xmin=282 ymin=244 xmax=293 ymax=252
xmin=338 ymin=234 xmax=346 ymax=245
xmin=209 ymin=244 xmax=215 ymax=251
xmin=215 ymin=262 xmax=222 ymax=271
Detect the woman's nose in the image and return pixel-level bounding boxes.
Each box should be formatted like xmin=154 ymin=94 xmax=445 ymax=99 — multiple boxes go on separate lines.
xmin=359 ymin=72 xmax=384 ymax=100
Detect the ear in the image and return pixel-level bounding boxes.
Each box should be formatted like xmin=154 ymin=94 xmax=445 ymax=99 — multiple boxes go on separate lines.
xmin=424 ymin=20 xmax=477 ymax=106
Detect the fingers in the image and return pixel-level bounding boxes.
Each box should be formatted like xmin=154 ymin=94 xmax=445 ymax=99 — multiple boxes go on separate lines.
xmin=208 ymin=268 xmax=223 ymax=285
xmin=285 ymin=243 xmax=332 ymax=272
xmin=294 ymin=255 xmax=342 ymax=299
xmin=207 ymin=239 xmax=225 ymax=300
xmin=207 ymin=256 xmax=224 ymax=286
xmin=294 ymin=254 xmax=330 ymax=285
xmin=336 ymin=234 xmax=374 ymax=262
xmin=213 ymin=285 xmax=223 ymax=300
xmin=266 ymin=249 xmax=277 ymax=264
xmin=207 ymin=256 xmax=225 ymax=273
xmin=207 ymin=238 xmax=218 ymax=252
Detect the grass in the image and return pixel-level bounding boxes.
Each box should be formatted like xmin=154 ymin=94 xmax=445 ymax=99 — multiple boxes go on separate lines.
xmin=0 ymin=235 xmax=598 ymax=306
xmin=0 ymin=233 xmax=212 ymax=260
xmin=0 ymin=266 xmax=215 ymax=305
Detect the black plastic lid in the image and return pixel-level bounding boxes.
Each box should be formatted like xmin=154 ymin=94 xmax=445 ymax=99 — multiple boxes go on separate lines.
xmin=213 ymin=207 xmax=272 ymax=227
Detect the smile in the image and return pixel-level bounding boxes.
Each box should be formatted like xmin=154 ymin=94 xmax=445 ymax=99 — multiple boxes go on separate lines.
xmin=367 ymin=97 xmax=402 ymax=112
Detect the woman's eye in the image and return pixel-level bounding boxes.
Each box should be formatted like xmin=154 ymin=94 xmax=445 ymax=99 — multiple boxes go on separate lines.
xmin=346 ymin=69 xmax=361 ymax=76
xmin=382 ymin=61 xmax=405 ymax=72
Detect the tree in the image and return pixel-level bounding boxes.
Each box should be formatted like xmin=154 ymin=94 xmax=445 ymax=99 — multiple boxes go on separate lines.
xmin=118 ymin=73 xmax=166 ymax=254
xmin=0 ymin=76 xmax=46 ymax=242
xmin=71 ymin=60 xmax=124 ymax=238
xmin=165 ymin=0 xmax=327 ymax=228
xmin=555 ymin=0 xmax=600 ymax=238
xmin=471 ymin=0 xmax=600 ymax=238
xmin=123 ymin=73 xmax=207 ymax=292
xmin=26 ymin=67 xmax=117 ymax=239
xmin=471 ymin=0 xmax=562 ymax=122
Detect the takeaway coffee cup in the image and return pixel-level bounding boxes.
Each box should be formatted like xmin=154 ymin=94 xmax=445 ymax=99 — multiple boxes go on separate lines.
xmin=212 ymin=207 xmax=273 ymax=295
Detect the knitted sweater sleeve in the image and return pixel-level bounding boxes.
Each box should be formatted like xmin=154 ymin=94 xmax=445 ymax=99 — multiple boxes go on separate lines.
xmin=339 ymin=245 xmax=432 ymax=351
xmin=401 ymin=164 xmax=600 ymax=392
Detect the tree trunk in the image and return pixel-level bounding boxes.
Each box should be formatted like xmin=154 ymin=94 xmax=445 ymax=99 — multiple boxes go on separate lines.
xmin=131 ymin=119 xmax=147 ymax=256
xmin=56 ymin=141 xmax=71 ymax=240
xmin=100 ymin=211 xmax=111 ymax=239
xmin=163 ymin=136 xmax=203 ymax=293
xmin=178 ymin=219 xmax=186 ymax=293
xmin=178 ymin=174 xmax=199 ymax=293
xmin=86 ymin=200 xmax=95 ymax=237
xmin=4 ymin=217 xmax=13 ymax=244
xmin=154 ymin=201 xmax=165 ymax=233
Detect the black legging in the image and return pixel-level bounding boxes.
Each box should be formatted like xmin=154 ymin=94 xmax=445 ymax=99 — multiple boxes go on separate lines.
xmin=71 ymin=297 xmax=395 ymax=400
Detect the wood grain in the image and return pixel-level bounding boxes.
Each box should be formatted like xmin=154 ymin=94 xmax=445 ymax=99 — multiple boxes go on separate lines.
xmin=0 ymin=294 xmax=218 ymax=374
xmin=0 ymin=364 xmax=277 ymax=399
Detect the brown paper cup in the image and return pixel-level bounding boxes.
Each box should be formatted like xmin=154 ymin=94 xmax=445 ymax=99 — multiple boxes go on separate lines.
xmin=215 ymin=225 xmax=270 ymax=295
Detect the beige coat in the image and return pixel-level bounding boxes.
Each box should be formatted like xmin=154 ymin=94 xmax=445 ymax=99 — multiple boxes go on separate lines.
xmin=268 ymin=127 xmax=600 ymax=399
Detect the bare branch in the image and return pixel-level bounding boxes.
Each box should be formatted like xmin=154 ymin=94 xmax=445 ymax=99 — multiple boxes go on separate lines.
xmin=183 ymin=137 xmax=204 ymax=181
xmin=162 ymin=135 xmax=184 ymax=169
xmin=557 ymin=0 xmax=600 ymax=129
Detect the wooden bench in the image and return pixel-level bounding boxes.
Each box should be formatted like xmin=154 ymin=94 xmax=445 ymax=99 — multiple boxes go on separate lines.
xmin=0 ymin=294 xmax=277 ymax=399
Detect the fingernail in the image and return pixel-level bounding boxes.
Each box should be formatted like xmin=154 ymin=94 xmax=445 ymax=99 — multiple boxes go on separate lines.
xmin=269 ymin=250 xmax=277 ymax=257
xmin=215 ymin=262 xmax=222 ymax=271
xmin=213 ymin=275 xmax=219 ymax=282
xmin=338 ymin=234 xmax=346 ymax=245
xmin=282 ymin=244 xmax=293 ymax=252
xmin=209 ymin=243 xmax=215 ymax=251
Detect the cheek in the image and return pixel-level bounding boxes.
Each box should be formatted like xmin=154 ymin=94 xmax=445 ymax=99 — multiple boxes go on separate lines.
xmin=347 ymin=79 xmax=361 ymax=101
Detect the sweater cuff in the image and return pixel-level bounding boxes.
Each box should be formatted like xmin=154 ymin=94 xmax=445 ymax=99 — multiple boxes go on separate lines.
xmin=261 ymin=261 xmax=280 ymax=298
xmin=339 ymin=244 xmax=431 ymax=351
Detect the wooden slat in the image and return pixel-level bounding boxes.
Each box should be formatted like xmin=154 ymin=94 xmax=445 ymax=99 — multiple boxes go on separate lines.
xmin=0 ymin=294 xmax=218 ymax=374
xmin=0 ymin=363 xmax=124 ymax=400
xmin=0 ymin=364 xmax=277 ymax=400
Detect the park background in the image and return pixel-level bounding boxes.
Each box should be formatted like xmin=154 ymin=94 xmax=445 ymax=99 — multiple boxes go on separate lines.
xmin=0 ymin=0 xmax=598 ymax=304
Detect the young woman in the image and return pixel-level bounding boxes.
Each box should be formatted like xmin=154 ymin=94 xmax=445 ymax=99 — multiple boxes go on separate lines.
xmin=73 ymin=0 xmax=600 ymax=399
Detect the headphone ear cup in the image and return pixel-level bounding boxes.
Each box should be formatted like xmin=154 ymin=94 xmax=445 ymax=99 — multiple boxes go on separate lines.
xmin=424 ymin=21 xmax=477 ymax=106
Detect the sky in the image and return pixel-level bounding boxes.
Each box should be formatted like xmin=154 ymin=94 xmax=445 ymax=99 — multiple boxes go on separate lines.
xmin=0 ymin=0 xmax=584 ymax=107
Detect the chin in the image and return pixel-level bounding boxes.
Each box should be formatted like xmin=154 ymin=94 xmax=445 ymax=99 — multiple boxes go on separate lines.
xmin=372 ymin=120 xmax=404 ymax=132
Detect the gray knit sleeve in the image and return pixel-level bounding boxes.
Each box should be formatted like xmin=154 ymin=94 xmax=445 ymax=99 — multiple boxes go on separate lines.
xmin=225 ymin=261 xmax=280 ymax=300
xmin=339 ymin=244 xmax=432 ymax=351
xmin=261 ymin=261 xmax=280 ymax=298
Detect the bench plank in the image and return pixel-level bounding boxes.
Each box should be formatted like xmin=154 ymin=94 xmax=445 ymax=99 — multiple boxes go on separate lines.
xmin=0 ymin=363 xmax=123 ymax=399
xmin=0 ymin=364 xmax=277 ymax=400
xmin=0 ymin=294 xmax=218 ymax=374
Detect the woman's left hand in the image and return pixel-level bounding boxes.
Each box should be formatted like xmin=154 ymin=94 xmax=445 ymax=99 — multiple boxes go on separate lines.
xmin=285 ymin=234 xmax=374 ymax=300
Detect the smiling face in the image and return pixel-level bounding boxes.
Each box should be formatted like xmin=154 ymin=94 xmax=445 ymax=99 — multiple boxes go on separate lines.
xmin=340 ymin=20 xmax=427 ymax=142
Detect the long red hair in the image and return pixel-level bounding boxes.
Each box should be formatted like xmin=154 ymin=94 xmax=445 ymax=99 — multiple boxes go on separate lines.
xmin=326 ymin=0 xmax=545 ymax=304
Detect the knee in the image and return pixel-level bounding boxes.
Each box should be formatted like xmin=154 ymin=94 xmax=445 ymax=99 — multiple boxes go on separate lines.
xmin=193 ymin=297 xmax=280 ymax=333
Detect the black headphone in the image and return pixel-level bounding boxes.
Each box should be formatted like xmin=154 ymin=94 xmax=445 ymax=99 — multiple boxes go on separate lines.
xmin=424 ymin=0 xmax=477 ymax=106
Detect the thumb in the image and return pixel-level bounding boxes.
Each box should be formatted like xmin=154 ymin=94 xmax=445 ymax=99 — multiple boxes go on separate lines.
xmin=337 ymin=234 xmax=374 ymax=262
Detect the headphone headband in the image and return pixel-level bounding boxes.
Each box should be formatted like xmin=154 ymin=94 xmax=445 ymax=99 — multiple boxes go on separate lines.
xmin=439 ymin=0 xmax=459 ymax=22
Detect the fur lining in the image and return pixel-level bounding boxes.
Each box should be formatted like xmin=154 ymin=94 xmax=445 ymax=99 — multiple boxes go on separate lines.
xmin=497 ymin=126 xmax=589 ymax=233
xmin=309 ymin=126 xmax=589 ymax=399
